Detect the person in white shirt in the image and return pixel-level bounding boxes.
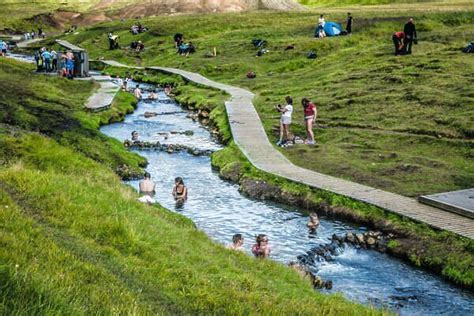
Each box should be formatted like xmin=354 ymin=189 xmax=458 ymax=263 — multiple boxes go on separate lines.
xmin=276 ymin=96 xmax=293 ymax=146
xmin=317 ymin=14 xmax=326 ymax=38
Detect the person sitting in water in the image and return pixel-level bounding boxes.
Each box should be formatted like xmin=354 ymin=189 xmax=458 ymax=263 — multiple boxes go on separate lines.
xmin=115 ymin=76 xmax=124 ymax=88
xmin=134 ymin=84 xmax=142 ymax=100
xmin=307 ymin=213 xmax=320 ymax=231
xmin=164 ymin=84 xmax=172 ymax=96
xmin=148 ymin=90 xmax=158 ymax=100
xmin=139 ymin=172 xmax=156 ymax=195
xmin=172 ymin=177 xmax=188 ymax=202
xmin=251 ymin=234 xmax=271 ymax=259
xmin=227 ymin=234 xmax=245 ymax=252
xmin=131 ymin=130 xmax=140 ymax=142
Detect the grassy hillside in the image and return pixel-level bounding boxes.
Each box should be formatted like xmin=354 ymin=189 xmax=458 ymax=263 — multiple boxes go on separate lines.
xmin=57 ymin=8 xmax=474 ymax=197
xmin=0 ymin=58 xmax=384 ymax=314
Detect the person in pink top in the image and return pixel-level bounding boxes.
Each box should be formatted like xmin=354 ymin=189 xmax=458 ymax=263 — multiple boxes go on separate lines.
xmin=302 ymin=98 xmax=317 ymax=145
xmin=251 ymin=234 xmax=271 ymax=258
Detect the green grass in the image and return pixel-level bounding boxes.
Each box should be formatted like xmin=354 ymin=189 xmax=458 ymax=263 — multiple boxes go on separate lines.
xmin=57 ymin=7 xmax=474 ymax=197
xmin=0 ymin=58 xmax=386 ymax=314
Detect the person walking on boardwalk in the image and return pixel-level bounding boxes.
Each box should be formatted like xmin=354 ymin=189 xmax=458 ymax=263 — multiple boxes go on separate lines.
xmin=403 ymin=18 xmax=417 ymax=54
xmin=302 ymin=98 xmax=317 ymax=145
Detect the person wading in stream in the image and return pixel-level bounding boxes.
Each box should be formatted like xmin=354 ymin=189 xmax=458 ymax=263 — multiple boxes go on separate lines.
xmin=172 ymin=177 xmax=188 ymax=202
xmin=139 ymin=172 xmax=156 ymax=196
xmin=134 ymin=84 xmax=142 ymax=100
xmin=252 ymin=234 xmax=271 ymax=258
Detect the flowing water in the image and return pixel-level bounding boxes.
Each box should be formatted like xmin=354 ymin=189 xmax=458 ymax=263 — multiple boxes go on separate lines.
xmin=96 ymin=82 xmax=471 ymax=315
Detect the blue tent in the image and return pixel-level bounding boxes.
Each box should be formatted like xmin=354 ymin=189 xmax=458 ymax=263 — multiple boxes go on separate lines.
xmin=324 ymin=22 xmax=342 ymax=36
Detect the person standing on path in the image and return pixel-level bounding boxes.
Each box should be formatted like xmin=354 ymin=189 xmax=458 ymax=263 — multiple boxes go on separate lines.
xmin=302 ymin=98 xmax=317 ymax=145
xmin=41 ymin=49 xmax=51 ymax=72
xmin=51 ymin=50 xmax=58 ymax=72
xmin=403 ymin=18 xmax=417 ymax=54
xmin=65 ymin=50 xmax=75 ymax=79
xmin=346 ymin=12 xmax=353 ymax=34
xmin=276 ymin=96 xmax=293 ymax=147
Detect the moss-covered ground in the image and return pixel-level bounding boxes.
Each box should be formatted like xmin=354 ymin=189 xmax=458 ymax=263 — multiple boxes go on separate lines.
xmin=0 ymin=58 xmax=388 ymax=314
xmin=50 ymin=5 xmax=474 ymax=197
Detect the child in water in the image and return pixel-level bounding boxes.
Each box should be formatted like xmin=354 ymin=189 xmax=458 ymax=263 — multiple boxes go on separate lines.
xmin=251 ymin=234 xmax=271 ymax=258
xmin=307 ymin=213 xmax=320 ymax=231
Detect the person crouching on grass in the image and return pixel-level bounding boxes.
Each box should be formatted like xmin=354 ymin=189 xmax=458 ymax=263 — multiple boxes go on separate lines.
xmin=276 ymin=96 xmax=293 ymax=147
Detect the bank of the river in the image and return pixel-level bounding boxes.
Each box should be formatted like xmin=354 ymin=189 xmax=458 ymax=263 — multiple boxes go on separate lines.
xmin=96 ymin=64 xmax=474 ymax=290
xmin=1 ymin=58 xmax=387 ymax=314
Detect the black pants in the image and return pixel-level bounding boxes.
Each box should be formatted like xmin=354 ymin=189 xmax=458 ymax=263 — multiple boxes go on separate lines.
xmin=392 ymin=35 xmax=403 ymax=55
xmin=404 ymin=36 xmax=414 ymax=54
xmin=346 ymin=24 xmax=352 ymax=34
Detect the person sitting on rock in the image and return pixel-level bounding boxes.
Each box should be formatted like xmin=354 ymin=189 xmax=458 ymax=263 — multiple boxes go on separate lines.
xmin=251 ymin=234 xmax=271 ymax=259
xmin=134 ymin=84 xmax=142 ymax=100
xmin=172 ymin=177 xmax=188 ymax=202
xmin=227 ymin=234 xmax=245 ymax=252
xmin=139 ymin=172 xmax=156 ymax=196
xmin=307 ymin=213 xmax=320 ymax=231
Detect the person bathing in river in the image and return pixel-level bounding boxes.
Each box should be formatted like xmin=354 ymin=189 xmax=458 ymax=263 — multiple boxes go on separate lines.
xmin=251 ymin=234 xmax=271 ymax=258
xmin=148 ymin=90 xmax=158 ymax=100
xmin=131 ymin=130 xmax=140 ymax=142
xmin=172 ymin=177 xmax=188 ymax=202
xmin=139 ymin=172 xmax=156 ymax=196
xmin=164 ymin=84 xmax=172 ymax=96
xmin=134 ymin=84 xmax=142 ymax=100
xmin=307 ymin=213 xmax=320 ymax=232
xmin=227 ymin=234 xmax=244 ymax=252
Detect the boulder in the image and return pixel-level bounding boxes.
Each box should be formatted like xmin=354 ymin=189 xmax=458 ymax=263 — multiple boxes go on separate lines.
xmin=366 ymin=237 xmax=377 ymax=247
xmin=355 ymin=233 xmax=365 ymax=245
xmin=144 ymin=111 xmax=158 ymax=118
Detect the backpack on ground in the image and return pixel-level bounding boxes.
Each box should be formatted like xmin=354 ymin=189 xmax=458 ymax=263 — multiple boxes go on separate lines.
xmin=307 ymin=51 xmax=317 ymax=59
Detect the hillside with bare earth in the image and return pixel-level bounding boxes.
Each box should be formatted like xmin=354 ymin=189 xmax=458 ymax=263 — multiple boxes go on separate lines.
xmin=0 ymin=0 xmax=303 ymax=31
xmin=98 ymin=0 xmax=303 ymax=17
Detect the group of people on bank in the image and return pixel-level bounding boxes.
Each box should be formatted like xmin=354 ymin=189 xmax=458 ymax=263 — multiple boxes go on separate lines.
xmin=33 ymin=47 xmax=75 ymax=79
xmin=276 ymin=96 xmax=317 ymax=147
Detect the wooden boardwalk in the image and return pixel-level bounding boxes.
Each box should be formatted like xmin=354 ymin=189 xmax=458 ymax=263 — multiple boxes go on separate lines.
xmin=85 ymin=75 xmax=120 ymax=112
xmin=102 ymin=60 xmax=474 ymax=239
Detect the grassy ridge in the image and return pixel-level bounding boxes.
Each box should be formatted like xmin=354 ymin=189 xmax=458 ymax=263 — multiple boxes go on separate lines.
xmin=61 ymin=8 xmax=474 ymax=197
xmin=0 ymin=58 xmax=383 ymax=314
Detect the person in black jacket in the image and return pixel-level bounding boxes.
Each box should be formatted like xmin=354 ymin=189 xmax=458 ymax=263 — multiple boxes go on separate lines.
xmin=346 ymin=12 xmax=353 ymax=34
xmin=403 ymin=18 xmax=417 ymax=54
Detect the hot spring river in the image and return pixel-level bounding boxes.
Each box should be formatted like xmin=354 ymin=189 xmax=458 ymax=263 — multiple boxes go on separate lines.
xmin=99 ymin=83 xmax=473 ymax=315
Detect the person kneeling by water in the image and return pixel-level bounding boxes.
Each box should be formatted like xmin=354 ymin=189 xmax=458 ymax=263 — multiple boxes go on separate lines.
xmin=172 ymin=177 xmax=187 ymax=202
xmin=252 ymin=234 xmax=271 ymax=258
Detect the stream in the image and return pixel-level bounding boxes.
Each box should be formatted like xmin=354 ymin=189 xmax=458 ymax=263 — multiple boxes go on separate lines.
xmin=91 ymin=81 xmax=472 ymax=315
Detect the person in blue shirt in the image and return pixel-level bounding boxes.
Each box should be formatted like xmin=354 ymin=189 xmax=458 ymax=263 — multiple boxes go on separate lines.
xmin=41 ymin=49 xmax=52 ymax=72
